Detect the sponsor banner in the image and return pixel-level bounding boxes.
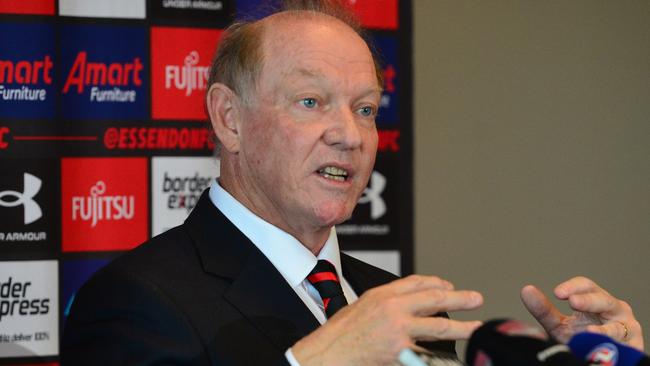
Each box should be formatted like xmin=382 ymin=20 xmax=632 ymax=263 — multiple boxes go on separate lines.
xmin=148 ymin=0 xmax=234 ymax=25
xmin=0 ymin=126 xmax=7 ymax=150
xmin=0 ymin=23 xmax=55 ymax=120
xmin=59 ymin=24 xmax=148 ymax=120
xmin=151 ymin=27 xmax=223 ymax=120
xmin=0 ymin=0 xmax=55 ymax=15
xmin=103 ymin=126 xmax=215 ymax=151
xmin=152 ymin=157 xmax=219 ymax=236
xmin=377 ymin=129 xmax=400 ymax=153
xmin=0 ymin=123 xmax=215 ymax=156
xmin=59 ymin=0 xmax=145 ymax=19
xmin=235 ymin=0 xmax=397 ymax=29
xmin=373 ymin=34 xmax=398 ymax=125
xmin=0 ymin=159 xmax=58 ymax=252
xmin=61 ymin=259 xmax=111 ymax=322
xmin=344 ymin=250 xmax=400 ymax=276
xmin=235 ymin=0 xmax=278 ymax=19
xmin=0 ymin=260 xmax=58 ymax=358
xmin=337 ymin=156 xmax=399 ymax=246
xmin=346 ymin=0 xmax=398 ymax=30
xmin=61 ymin=157 xmax=148 ymax=252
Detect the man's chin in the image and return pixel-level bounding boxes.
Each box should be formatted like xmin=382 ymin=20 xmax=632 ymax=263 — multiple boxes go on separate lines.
xmin=312 ymin=204 xmax=354 ymax=228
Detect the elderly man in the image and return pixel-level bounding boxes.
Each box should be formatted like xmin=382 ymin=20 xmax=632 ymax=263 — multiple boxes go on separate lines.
xmin=62 ymin=2 xmax=644 ymax=365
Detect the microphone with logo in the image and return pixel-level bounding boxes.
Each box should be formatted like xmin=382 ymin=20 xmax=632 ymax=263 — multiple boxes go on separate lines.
xmin=568 ymin=332 xmax=650 ymax=366
xmin=465 ymin=319 xmax=591 ymax=366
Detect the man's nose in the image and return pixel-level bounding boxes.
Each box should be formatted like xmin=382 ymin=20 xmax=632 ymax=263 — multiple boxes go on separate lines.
xmin=322 ymin=106 xmax=362 ymax=150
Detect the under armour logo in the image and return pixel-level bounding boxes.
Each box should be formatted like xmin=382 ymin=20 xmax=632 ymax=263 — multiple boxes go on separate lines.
xmin=358 ymin=171 xmax=386 ymax=220
xmin=0 ymin=173 xmax=43 ymax=225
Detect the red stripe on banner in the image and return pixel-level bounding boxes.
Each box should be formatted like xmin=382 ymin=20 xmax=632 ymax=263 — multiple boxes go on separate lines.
xmin=13 ymin=136 xmax=98 ymax=141
xmin=0 ymin=0 xmax=55 ymax=15
xmin=308 ymin=272 xmax=339 ymax=283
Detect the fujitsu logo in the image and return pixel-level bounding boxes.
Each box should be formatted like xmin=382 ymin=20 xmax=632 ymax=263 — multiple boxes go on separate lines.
xmin=358 ymin=171 xmax=386 ymax=220
xmin=71 ymin=181 xmax=135 ymax=227
xmin=62 ymin=51 xmax=143 ymax=94
xmin=0 ymin=173 xmax=42 ymax=225
xmin=165 ymin=51 xmax=208 ymax=96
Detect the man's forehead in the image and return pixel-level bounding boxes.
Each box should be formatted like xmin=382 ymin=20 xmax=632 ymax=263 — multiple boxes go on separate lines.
xmin=254 ymin=10 xmax=380 ymax=90
xmin=260 ymin=16 xmax=368 ymax=61
xmin=259 ymin=10 xmax=356 ymax=49
xmin=283 ymin=66 xmax=379 ymax=89
xmin=261 ymin=9 xmax=342 ymax=29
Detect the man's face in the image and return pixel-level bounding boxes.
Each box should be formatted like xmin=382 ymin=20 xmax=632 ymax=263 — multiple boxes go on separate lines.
xmin=235 ymin=16 xmax=380 ymax=239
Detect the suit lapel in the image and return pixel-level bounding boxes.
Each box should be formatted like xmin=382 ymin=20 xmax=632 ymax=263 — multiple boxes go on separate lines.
xmin=224 ymin=249 xmax=321 ymax=349
xmin=185 ymin=190 xmax=320 ymax=351
xmin=341 ymin=252 xmax=398 ymax=295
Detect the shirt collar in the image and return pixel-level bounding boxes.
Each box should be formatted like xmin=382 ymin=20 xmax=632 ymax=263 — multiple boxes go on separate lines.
xmin=208 ymin=180 xmax=343 ymax=288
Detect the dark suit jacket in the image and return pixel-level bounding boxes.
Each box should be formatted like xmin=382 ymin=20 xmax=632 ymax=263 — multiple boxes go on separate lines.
xmin=62 ymin=191 xmax=454 ymax=365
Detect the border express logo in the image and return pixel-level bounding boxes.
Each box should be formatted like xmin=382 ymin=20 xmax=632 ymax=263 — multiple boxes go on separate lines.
xmin=62 ymin=158 xmax=148 ymax=252
xmin=151 ymin=27 xmax=223 ymax=120
xmin=59 ymin=24 xmax=147 ymax=120
xmin=372 ymin=34 xmax=398 ymax=125
xmin=151 ymin=157 xmax=219 ymax=236
xmin=0 ymin=23 xmax=55 ymax=119
xmin=0 ymin=260 xmax=58 ymax=358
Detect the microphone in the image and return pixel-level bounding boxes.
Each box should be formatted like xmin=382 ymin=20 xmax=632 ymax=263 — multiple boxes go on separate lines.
xmin=465 ymin=319 xmax=588 ymax=366
xmin=568 ymin=332 xmax=650 ymax=366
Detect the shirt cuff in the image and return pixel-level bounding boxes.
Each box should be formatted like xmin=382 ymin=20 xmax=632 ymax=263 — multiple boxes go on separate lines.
xmin=285 ymin=348 xmax=302 ymax=366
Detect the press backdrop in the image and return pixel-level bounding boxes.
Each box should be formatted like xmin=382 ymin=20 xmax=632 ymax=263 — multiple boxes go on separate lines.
xmin=0 ymin=0 xmax=410 ymax=363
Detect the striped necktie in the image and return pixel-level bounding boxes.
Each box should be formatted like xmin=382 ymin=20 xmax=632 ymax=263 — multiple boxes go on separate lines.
xmin=307 ymin=259 xmax=348 ymax=318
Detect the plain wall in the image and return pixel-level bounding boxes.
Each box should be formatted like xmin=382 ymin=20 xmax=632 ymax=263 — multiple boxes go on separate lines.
xmin=413 ymin=0 xmax=650 ymax=353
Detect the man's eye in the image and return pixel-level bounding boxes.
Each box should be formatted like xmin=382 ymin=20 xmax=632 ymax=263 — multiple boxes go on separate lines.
xmin=301 ymin=98 xmax=318 ymax=109
xmin=358 ymin=106 xmax=375 ymax=117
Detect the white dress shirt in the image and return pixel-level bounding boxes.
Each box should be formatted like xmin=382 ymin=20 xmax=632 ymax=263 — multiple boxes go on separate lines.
xmin=208 ymin=180 xmax=358 ymax=365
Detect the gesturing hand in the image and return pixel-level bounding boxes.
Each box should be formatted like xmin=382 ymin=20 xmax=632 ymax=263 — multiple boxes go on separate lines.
xmin=293 ymin=275 xmax=484 ymax=366
xmin=521 ymin=276 xmax=644 ymax=351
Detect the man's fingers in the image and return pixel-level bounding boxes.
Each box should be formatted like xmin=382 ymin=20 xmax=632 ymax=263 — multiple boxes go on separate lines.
xmin=521 ymin=285 xmax=564 ymax=331
xmin=382 ymin=275 xmax=455 ymax=296
xmin=410 ymin=317 xmax=483 ymax=341
xmin=566 ymin=292 xmax=620 ymax=315
xmin=404 ymin=289 xmax=483 ymax=316
xmin=554 ymin=276 xmax=605 ymax=299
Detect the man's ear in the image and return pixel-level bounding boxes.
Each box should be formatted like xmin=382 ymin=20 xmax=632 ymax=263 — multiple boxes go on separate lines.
xmin=206 ymin=83 xmax=242 ymax=153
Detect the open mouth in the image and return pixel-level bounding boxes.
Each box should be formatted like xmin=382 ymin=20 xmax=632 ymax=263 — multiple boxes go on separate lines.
xmin=317 ymin=166 xmax=349 ymax=182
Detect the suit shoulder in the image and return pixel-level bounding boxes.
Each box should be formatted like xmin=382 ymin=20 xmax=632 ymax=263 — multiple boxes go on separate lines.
xmin=62 ymin=225 xmax=217 ymax=364
xmin=111 ymin=225 xmax=194 ymax=270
